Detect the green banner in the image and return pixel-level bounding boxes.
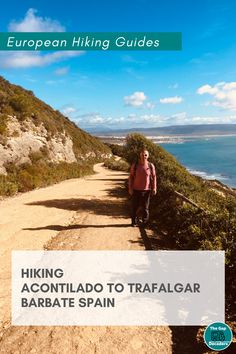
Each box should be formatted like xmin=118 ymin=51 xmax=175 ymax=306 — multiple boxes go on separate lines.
xmin=0 ymin=32 xmax=181 ymax=51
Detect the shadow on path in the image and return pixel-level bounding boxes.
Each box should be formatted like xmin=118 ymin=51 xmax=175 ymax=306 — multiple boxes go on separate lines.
xmin=106 ymin=173 xmax=128 ymax=177
xmin=86 ymin=178 xmax=126 ymax=182
xmin=23 ymin=224 xmax=131 ymax=231
xmin=26 ymin=197 xmax=129 ymax=219
xmin=138 ymin=226 xmax=153 ymax=250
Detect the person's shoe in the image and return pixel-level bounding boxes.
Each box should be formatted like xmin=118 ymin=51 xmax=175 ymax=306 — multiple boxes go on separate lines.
xmin=136 ymin=217 xmax=143 ymax=226
xmin=131 ymin=218 xmax=138 ymax=227
xmin=141 ymin=219 xmax=149 ymax=227
xmin=131 ymin=221 xmax=138 ymax=227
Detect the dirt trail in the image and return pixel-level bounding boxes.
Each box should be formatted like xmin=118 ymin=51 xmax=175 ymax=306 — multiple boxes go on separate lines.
xmin=0 ymin=163 xmax=172 ymax=353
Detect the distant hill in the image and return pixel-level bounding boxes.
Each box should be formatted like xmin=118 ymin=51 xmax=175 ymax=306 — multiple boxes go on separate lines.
xmin=93 ymin=124 xmax=236 ymax=136
xmin=0 ymin=76 xmax=110 ymax=195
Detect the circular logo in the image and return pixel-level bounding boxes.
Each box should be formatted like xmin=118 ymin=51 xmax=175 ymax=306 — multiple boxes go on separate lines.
xmin=204 ymin=322 xmax=233 ymax=351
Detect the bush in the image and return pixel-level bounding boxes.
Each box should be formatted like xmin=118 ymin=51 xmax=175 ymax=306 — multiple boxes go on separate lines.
xmin=104 ymin=158 xmax=129 ymax=172
xmin=0 ymin=114 xmax=8 ymax=135
xmin=0 ymin=176 xmax=18 ymax=196
xmin=9 ymin=94 xmax=31 ymax=114
xmin=29 ymin=151 xmax=42 ymax=163
xmin=105 ymin=143 xmax=125 ymax=157
xmin=0 ymin=160 xmax=95 ymax=197
xmin=18 ymin=169 xmax=34 ymax=192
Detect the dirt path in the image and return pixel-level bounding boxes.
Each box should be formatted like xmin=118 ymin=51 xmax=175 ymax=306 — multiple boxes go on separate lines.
xmin=0 ymin=163 xmax=172 ymax=353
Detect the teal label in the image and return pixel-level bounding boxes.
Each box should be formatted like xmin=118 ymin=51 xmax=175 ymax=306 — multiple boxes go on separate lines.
xmin=0 ymin=32 xmax=182 ymax=51
xmin=204 ymin=322 xmax=233 ymax=351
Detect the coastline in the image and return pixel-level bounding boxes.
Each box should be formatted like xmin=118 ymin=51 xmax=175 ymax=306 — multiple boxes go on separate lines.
xmin=98 ymin=135 xmax=236 ymax=193
xmin=96 ymin=133 xmax=236 ymax=145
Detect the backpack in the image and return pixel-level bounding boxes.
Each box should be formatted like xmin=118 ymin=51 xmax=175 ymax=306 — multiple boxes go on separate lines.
xmin=133 ymin=162 xmax=155 ymax=189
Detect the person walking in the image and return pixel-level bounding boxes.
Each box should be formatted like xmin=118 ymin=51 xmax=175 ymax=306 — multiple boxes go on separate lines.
xmin=128 ymin=149 xmax=156 ymax=226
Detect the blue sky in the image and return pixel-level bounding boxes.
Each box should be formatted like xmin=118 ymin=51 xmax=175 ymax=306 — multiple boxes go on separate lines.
xmin=1 ymin=0 xmax=236 ymax=131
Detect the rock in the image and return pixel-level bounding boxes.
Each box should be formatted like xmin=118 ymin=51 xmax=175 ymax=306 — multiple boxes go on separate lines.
xmin=0 ymin=117 xmax=77 ymax=173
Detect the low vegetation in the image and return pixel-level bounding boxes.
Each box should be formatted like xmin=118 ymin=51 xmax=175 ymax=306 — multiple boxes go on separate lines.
xmin=103 ymin=157 xmax=129 ymax=172
xmin=105 ymin=143 xmax=126 ymax=158
xmin=0 ymin=114 xmax=8 ymax=135
xmin=123 ymin=133 xmax=236 ymax=320
xmin=0 ymin=160 xmax=94 ymax=196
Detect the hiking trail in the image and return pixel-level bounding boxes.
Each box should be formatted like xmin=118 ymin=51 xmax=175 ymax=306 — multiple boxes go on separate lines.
xmin=0 ymin=163 xmax=172 ymax=353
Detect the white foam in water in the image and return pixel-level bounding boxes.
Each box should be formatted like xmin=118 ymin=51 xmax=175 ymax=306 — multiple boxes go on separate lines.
xmin=187 ymin=168 xmax=229 ymax=181
xmin=153 ymin=140 xmax=185 ymax=144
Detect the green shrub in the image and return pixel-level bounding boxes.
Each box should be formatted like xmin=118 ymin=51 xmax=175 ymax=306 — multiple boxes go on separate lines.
xmin=105 ymin=143 xmax=125 ymax=157
xmin=104 ymin=158 xmax=129 ymax=172
xmin=18 ymin=170 xmax=34 ymax=192
xmin=0 ymin=160 xmax=95 ymax=197
xmin=9 ymin=94 xmax=31 ymax=114
xmin=0 ymin=114 xmax=8 ymax=135
xmin=29 ymin=151 xmax=44 ymax=163
xmin=0 ymin=176 xmax=18 ymax=196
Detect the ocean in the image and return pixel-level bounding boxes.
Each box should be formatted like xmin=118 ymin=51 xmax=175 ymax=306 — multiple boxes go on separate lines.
xmin=159 ymin=135 xmax=236 ymax=188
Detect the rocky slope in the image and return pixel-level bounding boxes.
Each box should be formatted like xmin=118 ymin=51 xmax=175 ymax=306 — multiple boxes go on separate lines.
xmin=0 ymin=76 xmax=110 ymax=175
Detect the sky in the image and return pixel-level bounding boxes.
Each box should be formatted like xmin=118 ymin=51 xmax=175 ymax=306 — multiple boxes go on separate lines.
xmin=1 ymin=0 xmax=236 ymax=132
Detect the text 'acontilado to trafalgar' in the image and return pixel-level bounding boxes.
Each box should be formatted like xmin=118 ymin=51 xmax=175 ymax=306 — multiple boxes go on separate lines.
xmin=21 ymin=282 xmax=200 ymax=293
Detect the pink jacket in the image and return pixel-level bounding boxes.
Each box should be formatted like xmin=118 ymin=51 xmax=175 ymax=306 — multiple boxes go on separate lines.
xmin=129 ymin=162 xmax=156 ymax=191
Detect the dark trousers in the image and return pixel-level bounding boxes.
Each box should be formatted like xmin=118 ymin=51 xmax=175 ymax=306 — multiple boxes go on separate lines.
xmin=131 ymin=190 xmax=151 ymax=223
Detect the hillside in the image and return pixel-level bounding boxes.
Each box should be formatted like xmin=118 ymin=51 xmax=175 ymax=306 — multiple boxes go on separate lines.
xmin=0 ymin=76 xmax=111 ymax=195
xmin=120 ymin=134 xmax=236 ymax=321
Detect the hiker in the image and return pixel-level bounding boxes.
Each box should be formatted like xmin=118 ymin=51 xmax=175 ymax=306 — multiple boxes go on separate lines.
xmin=128 ymin=149 xmax=156 ymax=226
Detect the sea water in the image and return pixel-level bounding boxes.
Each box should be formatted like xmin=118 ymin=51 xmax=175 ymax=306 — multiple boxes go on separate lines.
xmin=160 ymin=135 xmax=236 ymax=188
